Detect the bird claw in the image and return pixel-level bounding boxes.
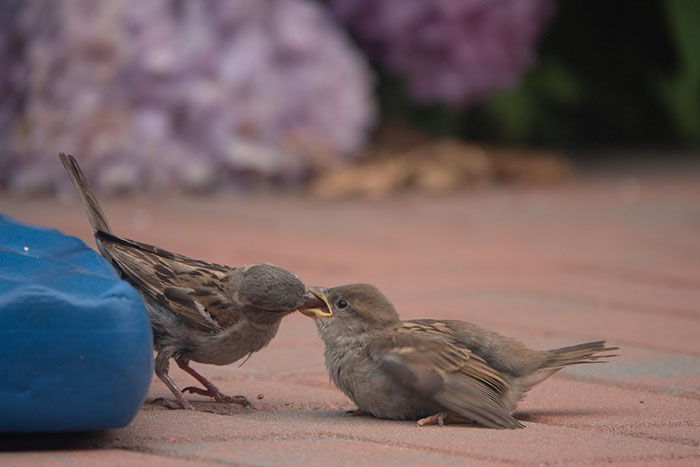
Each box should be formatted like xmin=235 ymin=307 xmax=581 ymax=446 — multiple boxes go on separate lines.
xmin=417 ymin=411 xmax=467 ymax=427
xmin=182 ymin=386 xmax=252 ymax=407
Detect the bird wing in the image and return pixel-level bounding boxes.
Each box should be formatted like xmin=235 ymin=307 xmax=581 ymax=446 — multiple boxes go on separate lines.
xmin=97 ymin=232 xmax=239 ymax=332
xmin=367 ymin=322 xmax=524 ymax=429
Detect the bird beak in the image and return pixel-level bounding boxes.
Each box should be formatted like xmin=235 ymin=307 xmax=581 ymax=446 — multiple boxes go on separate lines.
xmin=297 ymin=286 xmax=333 ymax=318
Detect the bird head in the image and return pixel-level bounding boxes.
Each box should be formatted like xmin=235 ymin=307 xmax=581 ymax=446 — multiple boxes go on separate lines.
xmin=237 ymin=263 xmax=308 ymax=313
xmin=297 ymin=283 xmax=401 ymax=340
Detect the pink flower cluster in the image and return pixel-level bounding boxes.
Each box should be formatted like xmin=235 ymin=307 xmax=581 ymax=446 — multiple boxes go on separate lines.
xmin=1 ymin=0 xmax=374 ymax=193
xmin=332 ymin=0 xmax=554 ymax=106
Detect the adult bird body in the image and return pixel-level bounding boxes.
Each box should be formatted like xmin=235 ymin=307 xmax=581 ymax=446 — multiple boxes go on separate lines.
xmin=299 ymin=284 xmax=618 ymax=429
xmin=59 ymin=153 xmax=314 ymax=410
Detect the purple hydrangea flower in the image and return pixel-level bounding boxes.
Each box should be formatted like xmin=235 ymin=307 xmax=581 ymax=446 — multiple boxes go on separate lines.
xmin=1 ymin=0 xmax=374 ymax=194
xmin=332 ymin=0 xmax=554 ymax=106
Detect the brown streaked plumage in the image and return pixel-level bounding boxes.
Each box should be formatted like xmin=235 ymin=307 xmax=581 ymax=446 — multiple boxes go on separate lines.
xmin=299 ymin=284 xmax=619 ymax=429
xmin=59 ymin=153 xmax=318 ymax=410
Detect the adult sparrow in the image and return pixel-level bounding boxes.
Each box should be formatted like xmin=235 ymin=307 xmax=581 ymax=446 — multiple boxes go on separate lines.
xmin=299 ymin=283 xmax=618 ymax=429
xmin=59 ymin=153 xmax=323 ymax=410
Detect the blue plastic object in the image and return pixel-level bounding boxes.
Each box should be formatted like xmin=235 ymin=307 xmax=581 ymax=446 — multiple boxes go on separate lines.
xmin=0 ymin=214 xmax=153 ymax=432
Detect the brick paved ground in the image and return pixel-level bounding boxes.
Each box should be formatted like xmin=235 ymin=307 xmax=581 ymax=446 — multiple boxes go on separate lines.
xmin=1 ymin=159 xmax=699 ymax=465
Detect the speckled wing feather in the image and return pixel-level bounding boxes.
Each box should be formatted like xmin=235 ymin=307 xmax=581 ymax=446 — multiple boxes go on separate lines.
xmin=97 ymin=232 xmax=239 ymax=332
xmin=368 ymin=323 xmax=524 ymax=429
xmin=60 ymin=152 xmax=240 ymax=333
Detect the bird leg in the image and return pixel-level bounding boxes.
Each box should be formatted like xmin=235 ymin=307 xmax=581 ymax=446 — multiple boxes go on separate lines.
xmin=417 ymin=411 xmax=470 ymax=427
xmin=176 ymin=357 xmax=251 ymax=407
xmin=154 ymin=353 xmax=194 ymax=410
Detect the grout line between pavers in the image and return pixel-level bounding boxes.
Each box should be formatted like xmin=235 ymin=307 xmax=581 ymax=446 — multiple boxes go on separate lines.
xmin=542 ymin=422 xmax=698 ymax=448
xmin=173 ymin=409 xmax=700 ymax=464
xmin=124 ymin=432 xmax=519 ymax=465
xmin=554 ymin=373 xmax=700 ymax=401
xmin=545 ymin=259 xmax=700 ymax=291
xmin=35 ymin=416 xmax=699 ymax=466
xmin=525 ymin=291 xmax=700 ymax=322
xmin=520 ymin=419 xmax=699 ymax=449
xmin=578 ymin=452 xmax=700 ymax=465
xmin=593 ymin=299 xmax=700 ymax=321
xmin=137 ymin=426 xmax=700 ymax=465
xmin=614 ymin=430 xmax=699 ymax=448
xmin=264 ymin=430 xmax=523 ymax=465
xmin=128 ymin=419 xmax=525 ymax=465
xmin=120 ymin=445 xmax=237 ymax=466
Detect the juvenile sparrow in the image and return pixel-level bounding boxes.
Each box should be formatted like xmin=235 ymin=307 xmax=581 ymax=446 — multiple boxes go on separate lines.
xmin=59 ymin=153 xmax=322 ymax=410
xmin=299 ymin=284 xmax=619 ymax=429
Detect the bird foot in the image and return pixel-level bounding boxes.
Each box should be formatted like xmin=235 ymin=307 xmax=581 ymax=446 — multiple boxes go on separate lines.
xmin=417 ymin=411 xmax=468 ymax=427
xmin=153 ymin=397 xmax=195 ymax=410
xmin=344 ymin=409 xmax=370 ymax=416
xmin=182 ymin=386 xmax=252 ymax=407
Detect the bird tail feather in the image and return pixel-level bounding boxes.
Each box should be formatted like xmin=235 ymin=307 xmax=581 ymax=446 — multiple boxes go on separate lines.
xmin=546 ymin=340 xmax=619 ymax=368
xmin=504 ymin=341 xmax=620 ymax=410
xmin=59 ymin=153 xmax=112 ymax=234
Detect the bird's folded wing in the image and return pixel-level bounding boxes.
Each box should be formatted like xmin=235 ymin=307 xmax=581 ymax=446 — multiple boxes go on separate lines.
xmin=368 ymin=327 xmax=524 ymax=429
xmin=97 ymin=232 xmax=238 ymax=332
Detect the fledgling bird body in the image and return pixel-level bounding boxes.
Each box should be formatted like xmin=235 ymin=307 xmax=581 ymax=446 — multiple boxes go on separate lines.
xmin=299 ymin=284 xmax=619 ymax=429
xmin=59 ymin=153 xmax=314 ymax=410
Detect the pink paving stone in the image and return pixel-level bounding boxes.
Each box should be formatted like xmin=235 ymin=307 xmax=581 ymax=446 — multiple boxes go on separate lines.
xmin=1 ymin=167 xmax=699 ymax=465
xmin=110 ymin=410 xmax=699 ymax=465
xmin=0 ymin=449 xmax=201 ymax=466
xmin=146 ymin=439 xmax=481 ymax=466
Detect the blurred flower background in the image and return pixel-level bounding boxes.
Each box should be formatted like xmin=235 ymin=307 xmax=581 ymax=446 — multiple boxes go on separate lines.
xmin=1 ymin=0 xmax=698 ymax=196
xmin=1 ymin=0 xmax=374 ymax=194
xmin=331 ymin=0 xmax=554 ymax=107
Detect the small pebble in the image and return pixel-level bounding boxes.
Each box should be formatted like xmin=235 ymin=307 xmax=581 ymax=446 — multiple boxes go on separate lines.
xmin=257 ymin=393 xmax=264 ymax=400
xmin=640 ymin=400 xmax=645 ymax=404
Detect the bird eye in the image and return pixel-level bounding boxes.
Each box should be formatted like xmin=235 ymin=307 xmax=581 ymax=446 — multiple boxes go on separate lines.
xmin=336 ymin=299 xmax=349 ymax=309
